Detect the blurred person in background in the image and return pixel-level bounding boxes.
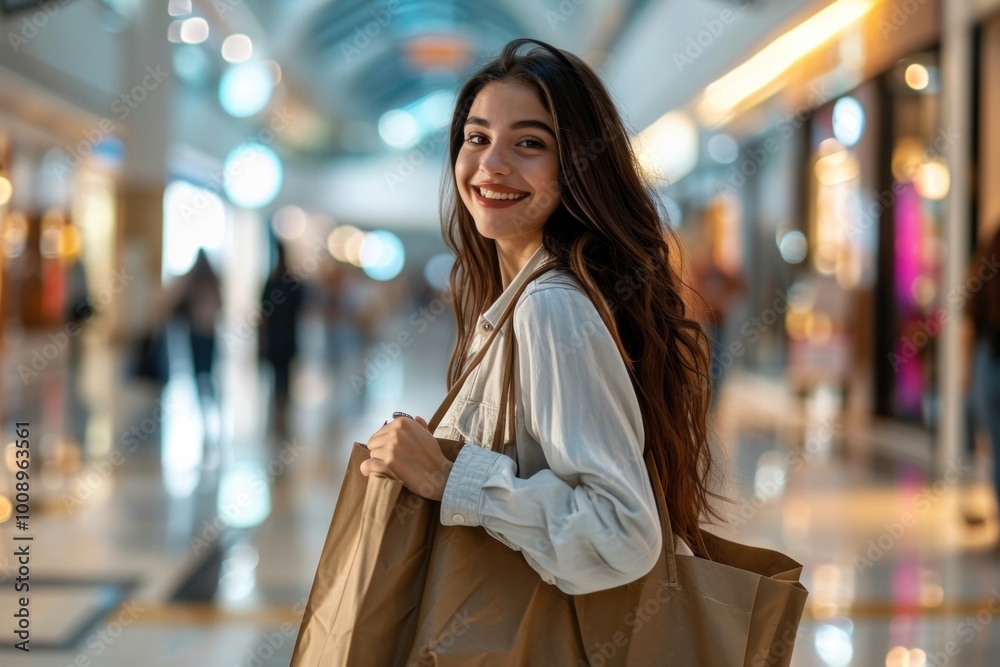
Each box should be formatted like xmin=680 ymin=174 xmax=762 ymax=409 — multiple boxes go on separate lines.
xmin=168 ymin=248 xmax=223 ymax=418
xmin=962 ymin=226 xmax=1000 ymax=532
xmin=62 ymin=249 xmax=93 ymax=371
xmin=318 ymin=262 xmax=352 ymax=376
xmin=62 ymin=239 xmax=93 ymax=447
xmin=259 ymin=241 xmax=303 ymax=439
xmin=688 ymin=207 xmax=745 ymax=406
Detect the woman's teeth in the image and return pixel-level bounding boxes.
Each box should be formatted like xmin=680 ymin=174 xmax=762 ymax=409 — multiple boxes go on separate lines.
xmin=477 ymin=187 xmax=527 ymax=200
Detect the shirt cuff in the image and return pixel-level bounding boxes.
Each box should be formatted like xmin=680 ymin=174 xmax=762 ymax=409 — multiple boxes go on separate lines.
xmin=440 ymin=444 xmax=505 ymax=527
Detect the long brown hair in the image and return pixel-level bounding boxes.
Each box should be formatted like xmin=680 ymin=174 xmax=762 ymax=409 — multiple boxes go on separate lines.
xmin=441 ymin=39 xmax=723 ymax=551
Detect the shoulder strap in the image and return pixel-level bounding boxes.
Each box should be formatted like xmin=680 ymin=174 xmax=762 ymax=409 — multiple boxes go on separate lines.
xmin=491 ymin=321 xmax=517 ymax=455
xmin=427 ymin=262 xmax=557 ymax=433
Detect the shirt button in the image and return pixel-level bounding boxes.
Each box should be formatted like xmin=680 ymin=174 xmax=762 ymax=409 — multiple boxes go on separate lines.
xmin=451 ymin=513 xmax=466 ymax=525
xmin=482 ymin=321 xmax=493 ymax=331
xmin=543 ymin=574 xmax=556 ymax=585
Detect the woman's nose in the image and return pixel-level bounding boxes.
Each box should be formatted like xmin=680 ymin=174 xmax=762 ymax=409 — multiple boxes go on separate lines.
xmin=480 ymin=144 xmax=511 ymax=175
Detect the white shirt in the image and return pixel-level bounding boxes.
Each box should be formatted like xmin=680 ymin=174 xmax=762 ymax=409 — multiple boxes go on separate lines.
xmin=435 ymin=243 xmax=692 ymax=596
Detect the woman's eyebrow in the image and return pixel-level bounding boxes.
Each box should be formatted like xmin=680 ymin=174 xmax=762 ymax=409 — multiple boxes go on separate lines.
xmin=464 ymin=116 xmax=556 ymax=137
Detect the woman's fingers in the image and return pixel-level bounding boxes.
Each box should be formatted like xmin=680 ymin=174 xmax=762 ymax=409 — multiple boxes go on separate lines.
xmin=415 ymin=415 xmax=429 ymax=430
xmin=360 ymin=457 xmax=394 ymax=478
xmin=366 ymin=421 xmax=395 ymax=450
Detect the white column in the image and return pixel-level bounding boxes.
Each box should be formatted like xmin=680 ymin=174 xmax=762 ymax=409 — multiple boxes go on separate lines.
xmin=938 ymin=0 xmax=972 ymax=475
xmin=116 ymin=1 xmax=174 ymax=338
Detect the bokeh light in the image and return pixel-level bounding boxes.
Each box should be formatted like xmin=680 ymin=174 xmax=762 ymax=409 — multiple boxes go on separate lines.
xmin=327 ymin=225 xmax=363 ymax=263
xmin=272 ymin=205 xmax=308 ymax=240
xmin=814 ymin=624 xmax=853 ymax=667
xmin=914 ymin=160 xmax=950 ymax=200
xmin=707 ymin=133 xmax=739 ymax=164
xmin=168 ymin=0 xmax=192 ymax=16
xmin=173 ymin=44 xmax=212 ymax=86
xmin=778 ymin=230 xmax=808 ymax=264
xmin=378 ymin=109 xmax=419 ymax=149
xmin=424 ymin=253 xmax=454 ymax=291
xmin=223 ymin=143 xmax=284 ymax=209
xmin=832 ymin=96 xmax=865 ymax=146
xmin=162 ymin=181 xmax=227 ymax=276
xmin=222 ymin=34 xmax=253 ymax=63
xmin=264 ymin=60 xmax=282 ymax=86
xmin=0 ymin=176 xmax=12 ymax=206
xmin=359 ymin=230 xmax=405 ymax=281
xmin=904 ymin=63 xmax=929 ymax=90
xmin=219 ymin=62 xmax=274 ymax=118
xmin=633 ymin=110 xmax=699 ymax=182
xmin=180 ymin=17 xmax=209 ymax=44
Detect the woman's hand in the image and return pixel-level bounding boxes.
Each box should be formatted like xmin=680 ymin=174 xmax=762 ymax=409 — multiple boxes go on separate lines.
xmin=361 ymin=416 xmax=454 ymax=501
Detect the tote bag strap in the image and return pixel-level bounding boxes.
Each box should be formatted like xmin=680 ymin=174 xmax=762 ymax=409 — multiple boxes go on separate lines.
xmin=490 ymin=325 xmax=517 ymax=455
xmin=427 ymin=262 xmax=558 ymax=434
xmin=644 ymin=453 xmax=680 ymax=586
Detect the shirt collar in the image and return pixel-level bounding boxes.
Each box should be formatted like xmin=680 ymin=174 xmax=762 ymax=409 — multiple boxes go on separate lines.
xmin=479 ymin=244 xmax=553 ymax=333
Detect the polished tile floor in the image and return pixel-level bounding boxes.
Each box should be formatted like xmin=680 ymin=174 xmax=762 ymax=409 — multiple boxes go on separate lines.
xmin=1 ymin=313 xmax=998 ymax=666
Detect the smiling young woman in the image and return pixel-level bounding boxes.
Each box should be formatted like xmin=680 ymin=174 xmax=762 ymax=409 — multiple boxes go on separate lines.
xmin=294 ymin=37 xmax=807 ymax=667
xmin=361 ymin=37 xmax=722 ymax=595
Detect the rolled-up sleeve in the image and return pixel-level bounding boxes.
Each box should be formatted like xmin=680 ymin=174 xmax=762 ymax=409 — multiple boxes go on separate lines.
xmin=439 ymin=285 xmax=662 ymax=595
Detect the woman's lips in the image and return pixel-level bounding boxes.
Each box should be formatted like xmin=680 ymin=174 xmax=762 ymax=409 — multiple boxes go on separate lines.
xmin=471 ymin=186 xmax=530 ymax=209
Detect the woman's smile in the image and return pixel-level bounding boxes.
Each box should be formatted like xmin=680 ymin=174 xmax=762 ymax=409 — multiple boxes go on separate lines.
xmin=471 ymin=182 xmax=531 ymax=208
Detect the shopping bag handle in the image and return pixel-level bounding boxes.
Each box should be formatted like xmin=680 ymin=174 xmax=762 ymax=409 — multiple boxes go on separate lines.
xmin=644 ymin=454 xmax=680 ymax=586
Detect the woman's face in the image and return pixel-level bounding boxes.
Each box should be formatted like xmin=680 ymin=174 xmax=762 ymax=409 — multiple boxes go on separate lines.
xmin=455 ymin=81 xmax=561 ymax=247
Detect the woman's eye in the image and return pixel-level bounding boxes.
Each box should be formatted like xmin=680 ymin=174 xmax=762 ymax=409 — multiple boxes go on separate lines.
xmin=519 ymin=139 xmax=545 ymax=149
xmin=464 ymin=134 xmax=487 ymax=145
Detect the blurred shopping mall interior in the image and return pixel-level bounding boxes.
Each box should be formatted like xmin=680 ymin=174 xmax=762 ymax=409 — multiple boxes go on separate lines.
xmin=2 ymin=0 xmax=1000 ymax=665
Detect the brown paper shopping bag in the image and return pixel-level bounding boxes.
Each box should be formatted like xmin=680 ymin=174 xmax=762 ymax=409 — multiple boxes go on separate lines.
xmin=290 ymin=265 xmax=807 ymax=666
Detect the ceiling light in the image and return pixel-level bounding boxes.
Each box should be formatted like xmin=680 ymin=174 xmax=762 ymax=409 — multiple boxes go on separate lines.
xmin=696 ymin=0 xmax=876 ymax=125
